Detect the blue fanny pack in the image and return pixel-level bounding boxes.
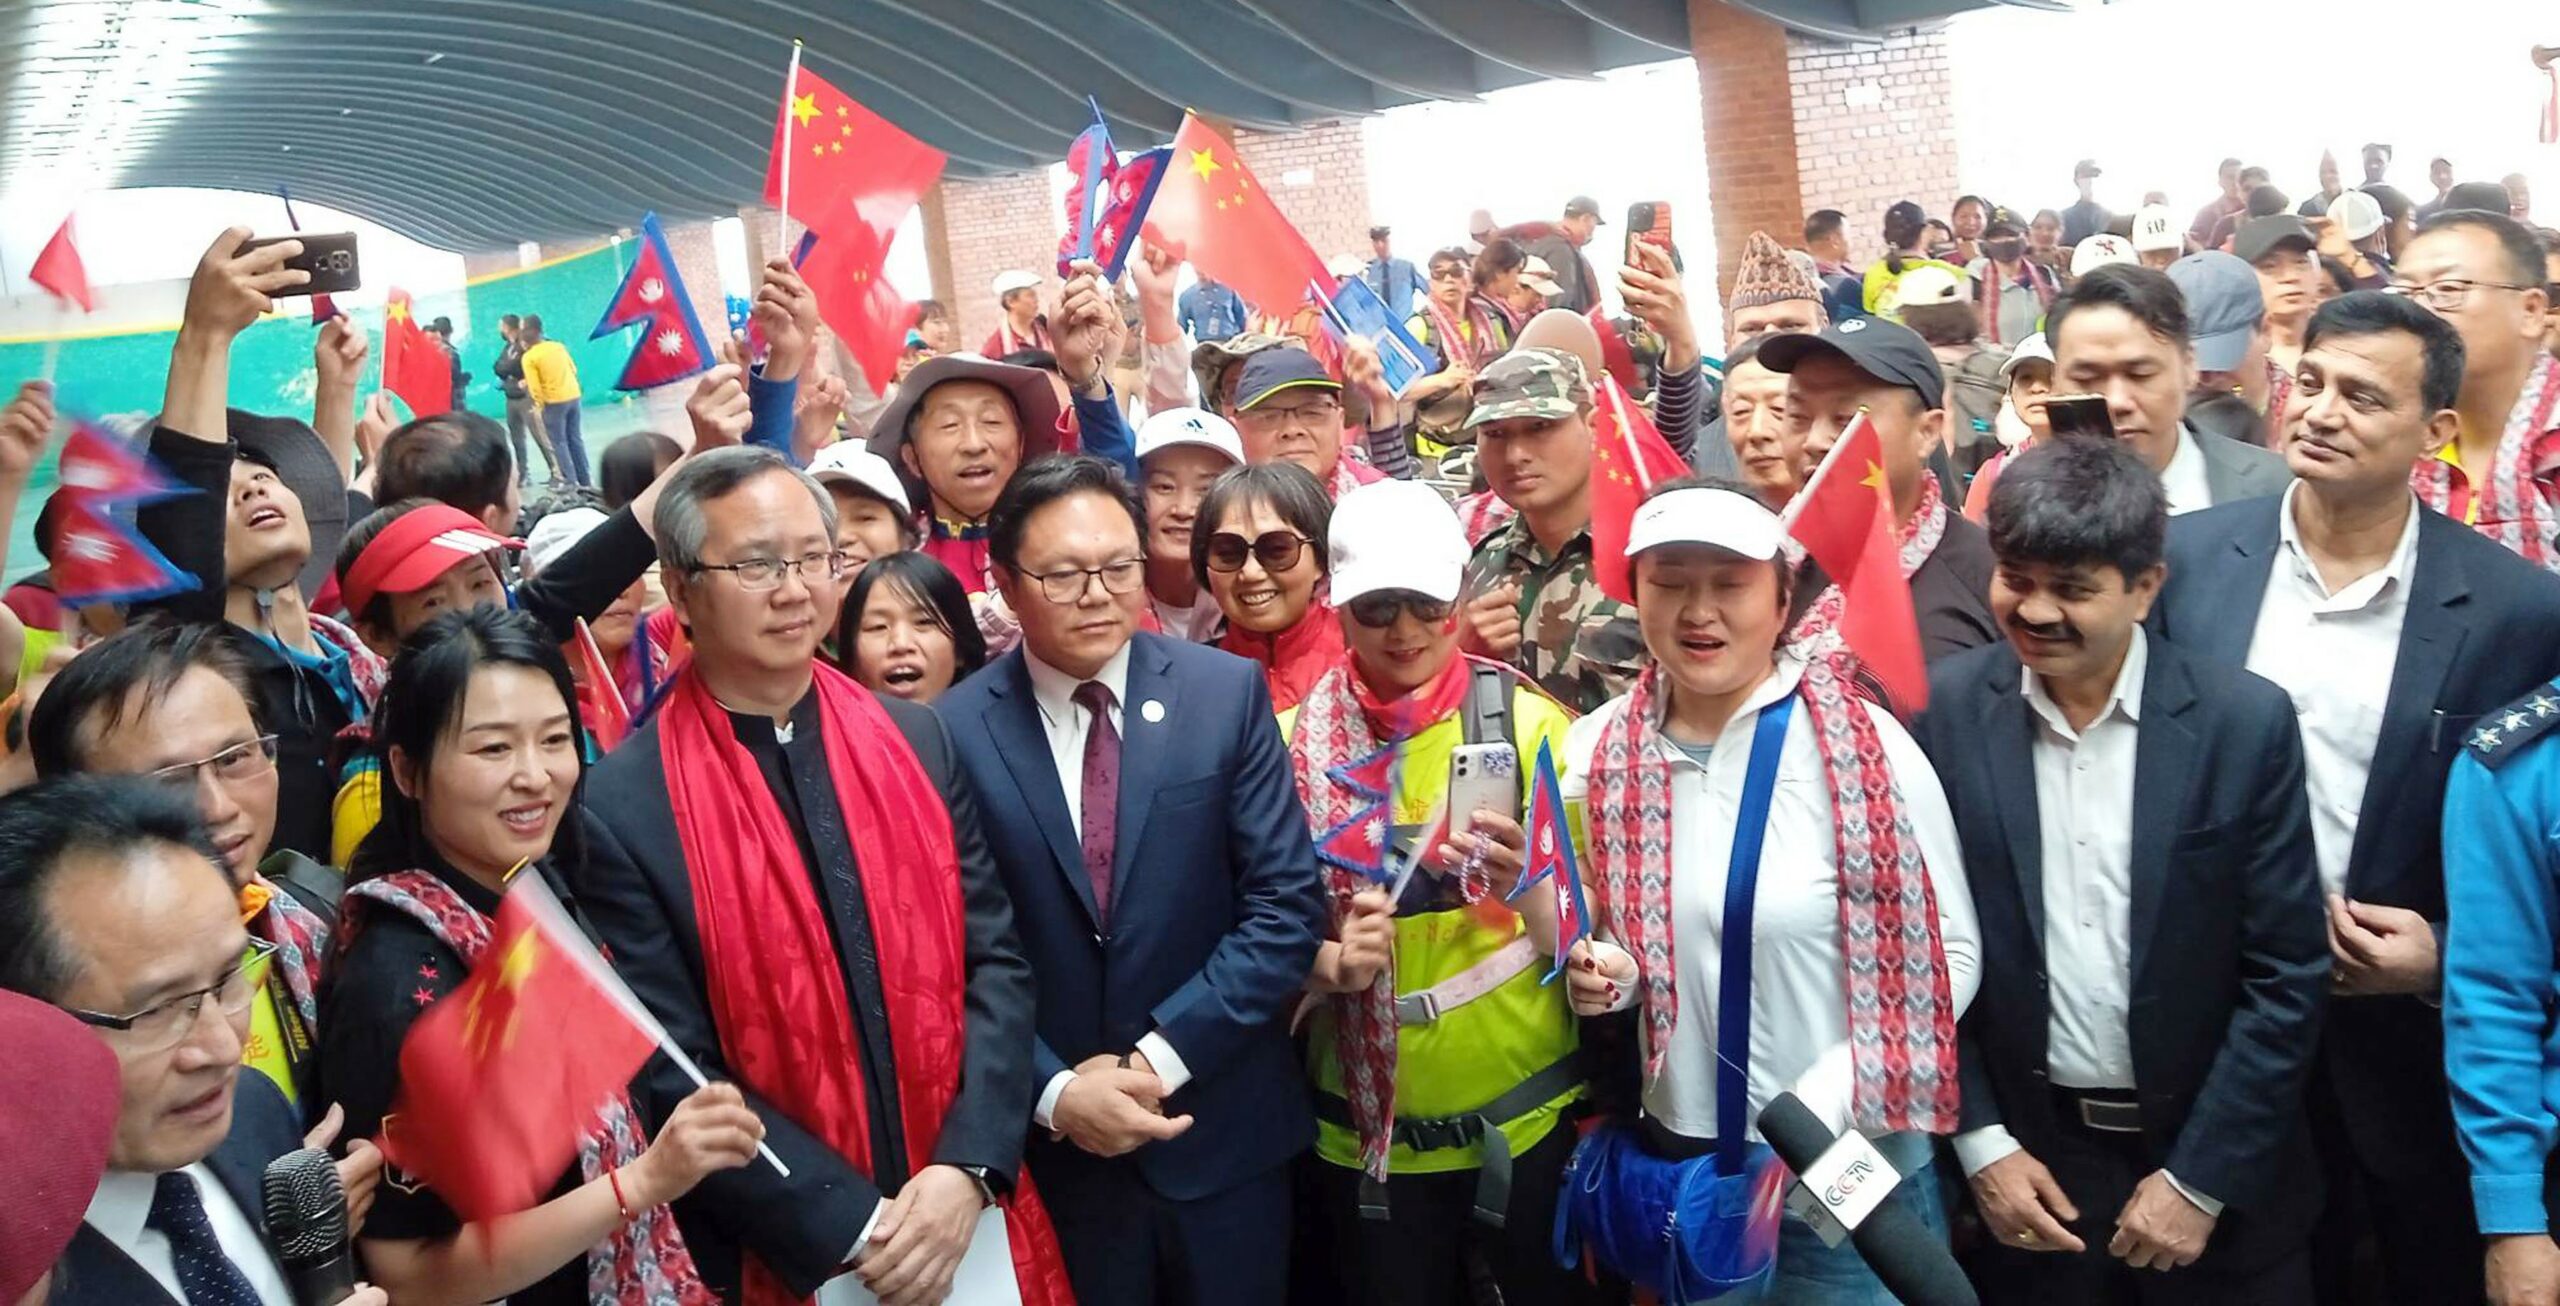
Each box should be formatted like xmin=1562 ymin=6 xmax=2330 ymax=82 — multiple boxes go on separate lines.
xmin=1555 ymin=695 xmax=1794 ymax=1301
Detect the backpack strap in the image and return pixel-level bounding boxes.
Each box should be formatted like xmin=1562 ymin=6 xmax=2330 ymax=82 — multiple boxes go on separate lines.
xmin=1463 ymin=661 xmax=1526 ymax=811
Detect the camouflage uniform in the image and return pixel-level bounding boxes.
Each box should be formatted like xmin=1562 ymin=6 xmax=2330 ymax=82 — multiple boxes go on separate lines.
xmin=1463 ymin=348 xmax=1646 ymax=715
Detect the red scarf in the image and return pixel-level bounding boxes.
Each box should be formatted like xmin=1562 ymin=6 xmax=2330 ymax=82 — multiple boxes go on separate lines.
xmin=1973 ymin=260 xmax=2055 ymax=346
xmin=657 ymin=666 xmax=1071 ymax=1306
xmin=1220 ymin=602 xmax=1348 ymax=713
xmin=342 ymin=870 xmax=713 ymax=1306
xmin=1584 ymin=657 xmax=1961 ymax=1135
xmin=2413 ymin=353 xmax=2560 ymax=572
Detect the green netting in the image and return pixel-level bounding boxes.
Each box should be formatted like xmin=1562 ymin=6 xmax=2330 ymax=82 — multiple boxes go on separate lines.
xmin=0 ymin=242 xmax=680 ymax=576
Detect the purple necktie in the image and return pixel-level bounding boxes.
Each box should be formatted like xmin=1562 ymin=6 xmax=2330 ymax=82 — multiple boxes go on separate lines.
xmin=1074 ymin=680 xmax=1120 ymax=923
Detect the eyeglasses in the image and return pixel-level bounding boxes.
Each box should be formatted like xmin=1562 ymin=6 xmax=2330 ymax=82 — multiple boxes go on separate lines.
xmin=1205 ymin=531 xmax=1312 ymax=575
xmin=1346 ymin=592 xmax=1455 ymax=628
xmin=2381 ymin=278 xmax=2536 ymax=311
xmin=1019 ymin=558 xmax=1146 ymax=604
xmin=66 ymin=939 xmax=276 ymax=1055
xmin=1237 ymin=397 xmax=1342 ymax=430
xmin=144 ymin=735 xmax=278 ymax=794
xmin=691 ymin=550 xmax=850 ymax=592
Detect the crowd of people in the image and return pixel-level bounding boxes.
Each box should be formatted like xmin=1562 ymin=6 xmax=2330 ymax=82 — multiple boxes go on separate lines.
xmin=0 ymin=143 xmax=2557 ymax=1306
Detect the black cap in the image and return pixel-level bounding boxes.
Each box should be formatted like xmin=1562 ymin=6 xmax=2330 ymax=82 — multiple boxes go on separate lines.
xmin=2444 ymin=180 xmax=2517 ymax=215
xmin=1758 ymin=318 xmax=1947 ymax=414
xmin=1564 ymin=195 xmax=1606 ymax=224
xmin=2074 ymin=158 xmax=2103 ymax=179
xmin=1232 ymin=346 xmax=1340 ymax=411
xmin=2232 ymin=215 xmax=2317 ymax=264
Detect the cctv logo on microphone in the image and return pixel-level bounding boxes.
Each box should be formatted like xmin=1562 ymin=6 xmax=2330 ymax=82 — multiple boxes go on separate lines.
xmin=1822 ymin=1157 xmax=1879 ymax=1209
xmin=1796 ymin=1131 xmax=1904 ymax=1235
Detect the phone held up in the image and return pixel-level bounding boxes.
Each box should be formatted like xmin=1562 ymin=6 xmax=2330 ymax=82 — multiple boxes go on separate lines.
xmin=240 ymin=233 xmax=362 ymax=298
xmin=1624 ymin=201 xmax=1674 ymax=264
xmin=2041 ymin=394 xmax=2116 ymax=441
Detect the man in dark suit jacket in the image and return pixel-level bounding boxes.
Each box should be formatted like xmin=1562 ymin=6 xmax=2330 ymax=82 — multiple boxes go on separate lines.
xmin=577 ymin=447 xmax=1043 ymax=1301
xmin=0 ymin=776 xmax=381 ymax=1306
xmin=2151 ymin=292 xmax=2560 ymax=1303
xmin=1915 ymin=438 xmax=2327 ymax=1301
xmin=936 ymin=454 xmax=1326 ymax=1306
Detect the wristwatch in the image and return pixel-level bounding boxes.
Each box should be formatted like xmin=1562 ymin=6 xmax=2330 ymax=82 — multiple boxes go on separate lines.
xmin=956 ymin=1164 xmax=998 ymax=1207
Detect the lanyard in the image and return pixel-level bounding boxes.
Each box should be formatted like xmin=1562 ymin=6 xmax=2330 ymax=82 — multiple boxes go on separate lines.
xmin=1715 ymin=693 xmax=1795 ymax=1168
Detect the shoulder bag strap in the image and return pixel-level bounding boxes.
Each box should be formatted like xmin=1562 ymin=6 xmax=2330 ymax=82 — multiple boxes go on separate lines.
xmin=1716 ymin=694 xmax=1795 ymax=1171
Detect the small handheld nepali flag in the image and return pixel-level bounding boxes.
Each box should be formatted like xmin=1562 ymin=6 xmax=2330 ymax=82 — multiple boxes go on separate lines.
xmin=52 ymin=420 xmax=197 ymax=609
xmin=1514 ymin=738 xmax=1592 ymax=982
xmin=1056 ymin=100 xmax=1169 ymax=283
xmin=592 ymin=213 xmax=713 ymax=392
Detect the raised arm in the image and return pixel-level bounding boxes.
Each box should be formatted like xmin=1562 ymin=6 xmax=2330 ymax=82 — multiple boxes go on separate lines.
xmin=312 ymin=316 xmax=367 ymax=479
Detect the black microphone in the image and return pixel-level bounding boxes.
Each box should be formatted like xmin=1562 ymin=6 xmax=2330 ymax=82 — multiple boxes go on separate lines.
xmin=1756 ymin=1091 xmax=1979 ymax=1306
xmin=262 ymin=1147 xmax=358 ymax=1306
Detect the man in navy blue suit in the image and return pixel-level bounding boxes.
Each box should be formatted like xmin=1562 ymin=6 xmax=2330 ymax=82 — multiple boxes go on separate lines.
xmin=0 ymin=776 xmax=382 ymax=1306
xmin=937 ymin=453 xmax=1327 ymax=1306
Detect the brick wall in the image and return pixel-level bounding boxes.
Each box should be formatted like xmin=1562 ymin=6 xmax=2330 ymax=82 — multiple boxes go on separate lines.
xmin=1691 ymin=0 xmax=1808 ymax=305
xmin=941 ymin=169 xmax=1062 ymax=351
xmin=1786 ymin=26 xmax=1959 ymax=268
xmin=1232 ymin=117 xmax=1376 ymax=268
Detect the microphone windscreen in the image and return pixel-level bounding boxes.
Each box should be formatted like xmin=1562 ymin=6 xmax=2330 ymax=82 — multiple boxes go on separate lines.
xmin=260 ymin=1147 xmax=348 ymax=1264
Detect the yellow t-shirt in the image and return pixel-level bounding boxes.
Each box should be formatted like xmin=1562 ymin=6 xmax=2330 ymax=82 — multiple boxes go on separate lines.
xmin=520 ymin=339 xmax=582 ymax=405
xmin=2438 ymin=443 xmax=2480 ymax=525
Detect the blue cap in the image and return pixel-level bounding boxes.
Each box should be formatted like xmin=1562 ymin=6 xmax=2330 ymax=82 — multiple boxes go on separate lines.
xmin=1232 ymin=346 xmax=1339 ymax=411
xmin=2165 ymin=252 xmax=2264 ymax=373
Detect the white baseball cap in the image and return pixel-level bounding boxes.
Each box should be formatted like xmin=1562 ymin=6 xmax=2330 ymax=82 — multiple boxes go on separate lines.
xmin=991 ymin=269 xmax=1042 ymax=297
xmin=1625 ymin=486 xmax=1787 ymax=562
xmin=807 ymin=442 xmax=912 ymax=515
xmin=1327 ymin=480 xmax=1470 ymax=605
xmin=2071 ymin=233 xmax=2139 ymax=277
xmin=1895 ymin=263 xmax=1968 ymax=308
xmin=523 ymin=507 xmax=609 ymax=577
xmin=1135 ymin=407 xmax=1244 ymax=466
xmin=1520 ymin=255 xmax=1565 ymax=299
xmin=2131 ymin=204 xmax=2179 ymax=253
xmin=1325 ymin=252 xmax=1368 ymax=280
xmin=1998 ymin=331 xmax=2054 ymax=383
xmin=2328 ymin=189 xmax=2386 ymax=241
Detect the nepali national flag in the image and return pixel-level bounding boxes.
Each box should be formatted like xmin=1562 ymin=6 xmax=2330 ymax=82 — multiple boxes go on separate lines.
xmin=1524 ymin=739 xmax=1593 ymax=982
xmin=52 ymin=495 xmax=195 ymax=608
xmin=592 ymin=213 xmax=713 ymax=392
xmin=57 ymin=420 xmax=185 ymax=503
xmin=1315 ymin=801 xmax=1392 ymax=883
xmin=1056 ymin=102 xmax=1170 ymax=283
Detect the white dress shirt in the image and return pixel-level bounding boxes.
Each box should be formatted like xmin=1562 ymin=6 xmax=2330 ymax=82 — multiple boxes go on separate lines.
xmin=2160 ymin=425 xmax=2215 ymax=516
xmin=84 ymin=1166 xmax=293 ymax=1306
xmin=2243 ymin=484 xmax=2419 ymax=897
xmin=1559 ymin=657 xmax=1982 ymax=1143
xmin=1021 ymin=643 xmax=1192 ymax=1128
xmin=1947 ymin=631 xmax=2218 ymax=1215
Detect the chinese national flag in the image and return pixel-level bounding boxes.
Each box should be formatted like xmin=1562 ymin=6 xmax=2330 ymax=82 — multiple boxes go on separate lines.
xmin=378 ymin=886 xmax=656 ymax=1221
xmin=1588 ymin=375 xmax=1687 ymax=604
xmin=29 ymin=216 xmax=93 ymax=313
xmin=794 ymin=225 xmax=909 ymax=399
xmin=1144 ymin=113 xmax=1331 ymax=318
xmin=763 ymin=64 xmax=946 ymax=240
xmin=1783 ymin=412 xmax=1927 ymax=711
xmin=381 ymin=290 xmax=453 ymax=418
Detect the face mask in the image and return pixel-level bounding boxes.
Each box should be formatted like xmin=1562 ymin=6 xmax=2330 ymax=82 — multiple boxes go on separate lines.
xmin=1987 ymin=239 xmax=2026 ymax=262
xmin=1996 ymin=394 xmax=2035 ymax=449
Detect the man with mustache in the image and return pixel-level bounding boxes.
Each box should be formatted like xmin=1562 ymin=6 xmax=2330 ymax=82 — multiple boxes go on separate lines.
xmin=1914 ymin=436 xmax=2326 ymax=1300
xmin=2150 ymin=292 xmax=2560 ymax=1304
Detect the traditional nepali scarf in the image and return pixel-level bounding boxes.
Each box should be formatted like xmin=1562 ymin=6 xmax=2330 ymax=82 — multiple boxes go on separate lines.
xmin=2413 ymin=353 xmax=2560 ymax=572
xmin=341 ymin=870 xmax=714 ymax=1306
xmin=2263 ymin=359 xmax=2295 ymax=448
xmin=1455 ymin=490 xmax=1518 ymax=546
xmin=1470 ymin=292 xmax=1525 ymax=345
xmin=657 ymin=665 xmax=1072 ymax=1306
xmin=1420 ymin=294 xmax=1505 ymax=372
xmin=1974 ymin=261 xmax=2056 ymax=347
xmin=309 ymin=612 xmax=388 ymax=711
xmin=1788 ymin=474 xmax=1948 ymax=654
xmin=1220 ymin=601 xmax=1348 ymax=713
xmin=250 ymin=882 xmax=326 ymax=1034
xmin=1584 ymin=658 xmax=1961 ymax=1135
xmin=1290 ymin=650 xmax=1490 ymax=1179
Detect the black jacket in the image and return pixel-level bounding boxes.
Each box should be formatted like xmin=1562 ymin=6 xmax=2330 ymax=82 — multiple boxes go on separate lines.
xmin=494 ymin=341 xmax=529 ymax=401
xmin=52 ymin=1073 xmax=304 ymax=1305
xmin=575 ymin=688 xmax=1035 ymax=1299
xmin=1913 ymin=637 xmax=2329 ymax=1270
xmin=2152 ymin=496 xmax=2560 ymax=1179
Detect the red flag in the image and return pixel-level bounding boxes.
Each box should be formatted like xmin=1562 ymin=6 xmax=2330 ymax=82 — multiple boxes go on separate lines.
xmin=1060 ymin=146 xmax=1170 ymax=283
xmin=567 ymin=618 xmax=631 ymax=753
xmin=1314 ymin=802 xmax=1391 ymax=883
xmin=381 ymin=289 xmax=453 ymax=418
xmin=1588 ymin=375 xmax=1687 ymax=604
xmin=1784 ymin=413 xmax=1927 ymax=711
xmin=591 ymin=214 xmax=713 ymax=392
xmin=1145 ymin=114 xmax=1331 ymax=318
xmin=52 ymin=495 xmax=195 ymax=607
xmin=795 ymin=224 xmax=909 ymax=398
xmin=58 ymin=421 xmax=182 ymax=501
xmin=29 ymin=216 xmax=92 ymax=313
xmin=378 ymin=886 xmax=657 ymax=1221
xmin=763 ymin=64 xmax=946 ymax=239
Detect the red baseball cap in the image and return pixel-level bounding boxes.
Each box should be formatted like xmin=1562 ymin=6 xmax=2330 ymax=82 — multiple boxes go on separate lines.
xmin=0 ymin=991 xmax=121 ymax=1304
xmin=341 ymin=503 xmax=521 ymax=617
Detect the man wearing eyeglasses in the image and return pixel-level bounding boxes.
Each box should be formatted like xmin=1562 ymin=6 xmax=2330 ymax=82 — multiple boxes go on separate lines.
xmin=2394 ymin=209 xmax=2560 ymax=571
xmin=579 ymin=446 xmax=1062 ymax=1302
xmin=0 ymin=774 xmax=384 ymax=1306
xmin=936 ymin=453 xmax=1326 ymax=1306
xmin=27 ymin=623 xmax=333 ymax=1118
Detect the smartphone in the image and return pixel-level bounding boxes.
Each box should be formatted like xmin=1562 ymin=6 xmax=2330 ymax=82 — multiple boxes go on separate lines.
xmin=241 ymin=232 xmax=361 ymax=298
xmin=1448 ymin=742 xmax=1520 ymax=838
xmin=1625 ymin=201 xmax=1674 ymax=262
xmin=2043 ymin=394 xmax=2116 ymax=441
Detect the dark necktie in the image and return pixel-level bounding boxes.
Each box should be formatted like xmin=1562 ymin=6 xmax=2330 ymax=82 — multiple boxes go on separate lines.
xmin=147 ymin=1171 xmax=264 ymax=1306
xmin=1074 ymin=680 xmax=1120 ymax=923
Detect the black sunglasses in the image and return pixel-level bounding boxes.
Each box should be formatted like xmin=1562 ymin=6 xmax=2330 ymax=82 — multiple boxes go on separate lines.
xmin=1205 ymin=531 xmax=1311 ymax=574
xmin=1346 ymin=592 xmax=1455 ymax=628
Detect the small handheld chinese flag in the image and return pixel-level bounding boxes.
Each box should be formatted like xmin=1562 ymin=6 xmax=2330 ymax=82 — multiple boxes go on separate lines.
xmin=379 ymin=883 xmax=656 ymax=1221
xmin=1146 ymin=113 xmax=1331 ymax=318
xmin=1783 ymin=411 xmax=1927 ymax=711
xmin=380 ymin=289 xmax=453 ymax=418
xmin=29 ymin=216 xmax=93 ymax=313
xmin=1588 ymin=375 xmax=1687 ymax=604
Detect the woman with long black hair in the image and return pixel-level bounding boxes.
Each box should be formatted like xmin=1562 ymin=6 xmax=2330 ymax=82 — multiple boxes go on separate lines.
xmin=834 ymin=552 xmax=987 ymax=704
xmin=319 ymin=607 xmax=762 ymax=1305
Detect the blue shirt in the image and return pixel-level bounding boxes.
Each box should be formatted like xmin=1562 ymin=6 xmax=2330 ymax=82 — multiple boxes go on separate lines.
xmin=1177 ymin=282 xmax=1248 ymax=343
xmin=2444 ymin=679 xmax=2560 ymax=1234
xmin=1363 ymin=256 xmax=1425 ymax=317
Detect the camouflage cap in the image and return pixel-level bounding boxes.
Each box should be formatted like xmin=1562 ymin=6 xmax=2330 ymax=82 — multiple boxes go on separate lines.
xmin=1189 ymin=332 xmax=1290 ymax=411
xmin=1464 ymin=347 xmax=1591 ymax=430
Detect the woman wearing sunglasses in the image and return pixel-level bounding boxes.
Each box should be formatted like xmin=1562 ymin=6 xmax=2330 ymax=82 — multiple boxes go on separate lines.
xmin=1552 ymin=479 xmax=1979 ymax=1302
xmin=1194 ymin=462 xmax=1343 ymax=712
xmin=320 ymin=608 xmax=762 ymax=1305
xmin=1281 ymin=480 xmax=1602 ymax=1306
